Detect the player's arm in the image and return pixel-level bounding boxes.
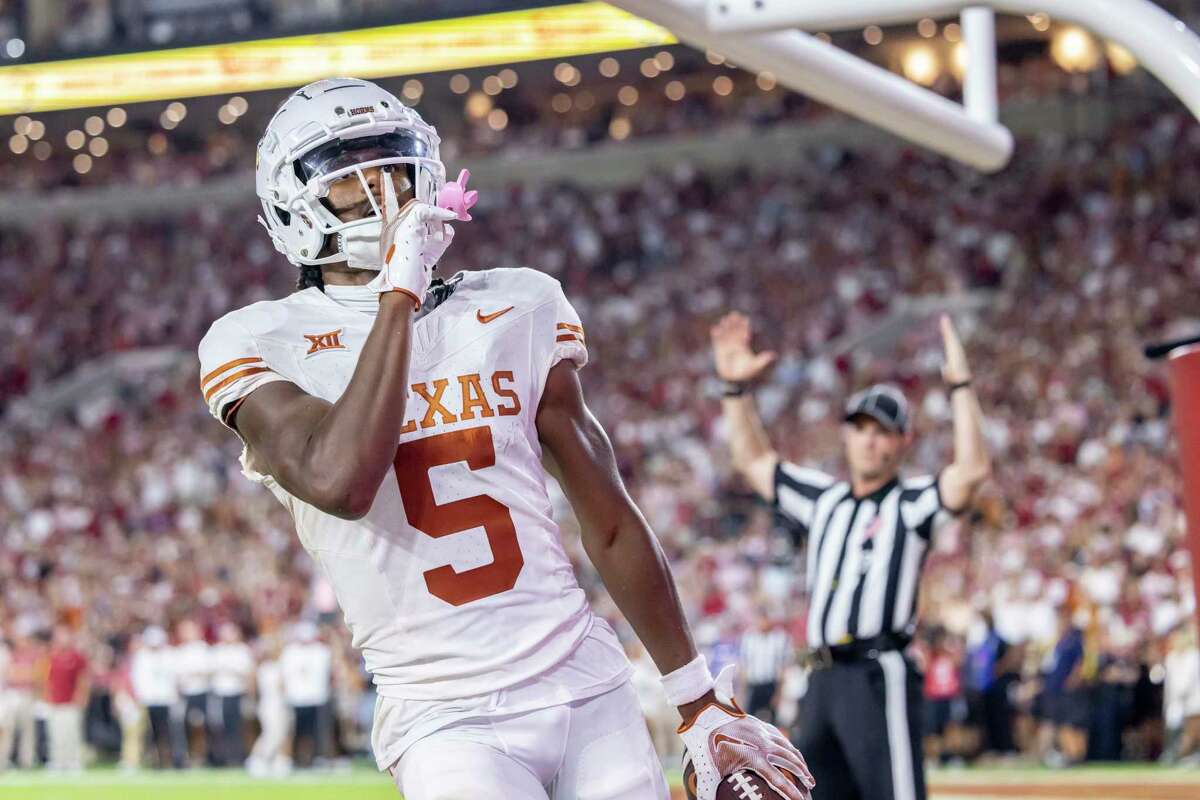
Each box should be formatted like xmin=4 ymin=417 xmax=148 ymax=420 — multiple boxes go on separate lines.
xmin=711 ymin=312 xmax=780 ymax=500
xmin=231 ymin=293 xmax=416 ymax=520
xmin=936 ymin=315 xmax=991 ymax=512
xmin=538 ymin=365 xmax=817 ymax=796
xmin=535 ymin=361 xmax=709 ymax=711
xmin=227 ymin=181 xmax=456 ymax=520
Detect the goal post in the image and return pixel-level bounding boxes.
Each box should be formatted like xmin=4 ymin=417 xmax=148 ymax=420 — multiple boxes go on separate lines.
xmin=604 ymin=0 xmax=1014 ymax=171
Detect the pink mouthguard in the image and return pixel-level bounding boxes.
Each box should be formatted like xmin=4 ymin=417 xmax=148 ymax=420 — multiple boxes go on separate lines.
xmin=437 ymin=169 xmax=479 ymax=222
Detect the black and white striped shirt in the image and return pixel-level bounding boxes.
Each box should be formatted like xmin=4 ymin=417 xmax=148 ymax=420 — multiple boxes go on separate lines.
xmin=739 ymin=628 xmax=792 ymax=685
xmin=773 ymin=461 xmax=952 ymax=649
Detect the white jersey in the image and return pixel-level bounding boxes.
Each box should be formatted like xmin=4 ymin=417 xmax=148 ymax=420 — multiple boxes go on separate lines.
xmin=198 ymin=268 xmax=625 ymax=702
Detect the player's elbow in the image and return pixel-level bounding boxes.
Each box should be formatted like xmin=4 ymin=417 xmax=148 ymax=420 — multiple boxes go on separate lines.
xmin=308 ymin=474 xmax=380 ymax=520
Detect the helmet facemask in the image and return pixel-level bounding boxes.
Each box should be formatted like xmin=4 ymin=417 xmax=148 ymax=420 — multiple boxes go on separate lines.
xmin=288 ymin=130 xmax=442 ymax=271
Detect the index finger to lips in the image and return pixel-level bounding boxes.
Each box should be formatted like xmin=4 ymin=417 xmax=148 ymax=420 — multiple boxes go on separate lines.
xmin=382 ymin=169 xmax=399 ymax=220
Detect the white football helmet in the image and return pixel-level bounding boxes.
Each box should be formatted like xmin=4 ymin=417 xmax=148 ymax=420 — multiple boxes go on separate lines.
xmin=255 ymin=77 xmax=446 ymax=268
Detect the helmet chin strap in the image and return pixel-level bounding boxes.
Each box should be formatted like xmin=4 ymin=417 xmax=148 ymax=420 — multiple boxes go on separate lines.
xmin=335 ymin=217 xmax=385 ymax=272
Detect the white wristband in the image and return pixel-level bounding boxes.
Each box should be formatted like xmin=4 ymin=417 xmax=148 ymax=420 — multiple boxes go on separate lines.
xmin=661 ymin=654 xmax=715 ymax=707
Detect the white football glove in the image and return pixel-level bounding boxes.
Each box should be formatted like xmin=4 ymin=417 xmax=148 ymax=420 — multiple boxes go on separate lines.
xmin=363 ymin=172 xmax=458 ymax=308
xmin=679 ymin=666 xmax=815 ymax=800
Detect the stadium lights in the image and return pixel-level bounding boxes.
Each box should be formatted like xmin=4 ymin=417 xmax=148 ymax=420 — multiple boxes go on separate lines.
xmin=609 ymin=116 xmax=632 ymax=139
xmin=1051 ymin=26 xmax=1101 ymax=72
xmin=864 ymin=25 xmax=884 ymax=45
xmin=106 ymin=107 xmax=127 ymax=127
xmin=0 ymin=3 xmax=672 ymax=115
xmin=902 ymin=45 xmax=941 ymax=86
xmin=1106 ymin=42 xmax=1138 ymax=75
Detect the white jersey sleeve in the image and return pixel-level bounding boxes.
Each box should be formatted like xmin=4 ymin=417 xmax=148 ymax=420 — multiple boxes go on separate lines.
xmin=198 ymin=313 xmax=294 ymax=428
xmin=528 ymin=276 xmax=588 ymax=402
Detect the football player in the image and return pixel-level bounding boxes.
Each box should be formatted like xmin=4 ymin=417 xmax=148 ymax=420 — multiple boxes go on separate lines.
xmin=199 ymin=78 xmax=812 ymax=800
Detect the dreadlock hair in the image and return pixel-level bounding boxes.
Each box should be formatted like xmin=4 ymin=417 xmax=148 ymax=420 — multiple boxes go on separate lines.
xmin=297 ymin=263 xmax=325 ymax=292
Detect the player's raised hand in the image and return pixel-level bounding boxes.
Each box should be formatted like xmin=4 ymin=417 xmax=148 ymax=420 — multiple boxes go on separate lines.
xmin=711 ymin=312 xmax=777 ymax=384
xmin=940 ymin=314 xmax=972 ymax=385
xmin=367 ymin=170 xmax=456 ymax=307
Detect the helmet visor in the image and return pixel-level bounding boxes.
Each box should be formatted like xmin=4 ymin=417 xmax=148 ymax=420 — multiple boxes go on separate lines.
xmin=295 ymin=131 xmax=431 ymax=183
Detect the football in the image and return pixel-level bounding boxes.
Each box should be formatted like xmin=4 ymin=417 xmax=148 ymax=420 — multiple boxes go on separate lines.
xmin=682 ymin=761 xmax=793 ymax=800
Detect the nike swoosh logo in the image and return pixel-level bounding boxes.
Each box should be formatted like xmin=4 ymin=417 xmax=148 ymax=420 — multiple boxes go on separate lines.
xmin=712 ymin=732 xmax=752 ymax=751
xmin=476 ymin=306 xmax=514 ymax=324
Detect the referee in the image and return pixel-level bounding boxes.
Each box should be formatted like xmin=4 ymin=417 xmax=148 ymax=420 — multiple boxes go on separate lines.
xmin=711 ymin=312 xmax=991 ymax=800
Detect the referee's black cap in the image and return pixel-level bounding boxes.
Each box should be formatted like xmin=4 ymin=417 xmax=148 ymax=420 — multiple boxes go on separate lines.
xmin=843 ymin=383 xmax=909 ymax=433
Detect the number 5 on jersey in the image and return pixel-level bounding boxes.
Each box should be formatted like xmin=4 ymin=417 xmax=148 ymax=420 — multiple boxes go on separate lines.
xmin=393 ymin=426 xmax=525 ymax=606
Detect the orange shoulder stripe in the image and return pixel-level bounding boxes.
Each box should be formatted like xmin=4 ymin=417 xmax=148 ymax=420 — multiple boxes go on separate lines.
xmin=556 ymin=322 xmax=584 ymax=333
xmin=202 ymin=356 xmax=263 ymax=387
xmin=556 ymin=333 xmax=585 ymax=344
xmin=204 ymin=366 xmax=272 ymax=402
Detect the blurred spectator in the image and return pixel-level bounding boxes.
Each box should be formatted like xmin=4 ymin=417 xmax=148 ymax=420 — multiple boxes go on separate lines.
xmin=210 ymin=622 xmax=254 ymax=766
xmin=738 ymin=611 xmax=790 ymax=724
xmin=1039 ymin=607 xmax=1089 ymax=766
xmin=174 ymin=619 xmax=212 ymax=765
xmin=130 ymin=626 xmax=183 ymax=769
xmin=1163 ymin=622 xmax=1200 ymax=764
xmin=281 ymin=623 xmax=332 ymax=769
xmin=247 ymin=634 xmax=291 ymax=777
xmin=0 ymin=625 xmax=40 ymax=770
xmin=923 ymin=627 xmax=965 ymax=765
xmin=109 ymin=638 xmax=144 ymax=771
xmin=44 ymin=624 xmax=89 ymax=771
xmin=625 ymin=638 xmax=678 ymax=765
xmin=966 ymin=611 xmax=1018 ymax=755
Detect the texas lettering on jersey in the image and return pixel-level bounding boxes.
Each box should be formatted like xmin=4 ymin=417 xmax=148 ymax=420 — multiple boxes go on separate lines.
xmin=197 ymin=268 xmax=619 ymax=703
xmin=398 ymin=371 xmax=522 ymax=432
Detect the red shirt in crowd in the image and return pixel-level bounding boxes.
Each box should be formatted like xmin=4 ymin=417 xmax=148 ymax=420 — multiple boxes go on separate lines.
xmin=45 ymin=647 xmax=88 ymax=705
xmin=924 ymin=651 xmax=961 ymax=701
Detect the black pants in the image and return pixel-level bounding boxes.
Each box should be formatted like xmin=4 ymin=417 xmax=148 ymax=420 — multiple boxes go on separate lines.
xmin=746 ymin=681 xmax=779 ymax=724
xmin=794 ymin=653 xmax=925 ymax=800
xmin=981 ymin=677 xmax=1015 ymax=753
xmin=215 ymin=694 xmax=246 ymax=766
xmin=147 ymin=705 xmax=184 ymax=769
xmin=182 ymin=692 xmax=212 ymax=765
xmin=292 ymin=705 xmax=323 ymax=767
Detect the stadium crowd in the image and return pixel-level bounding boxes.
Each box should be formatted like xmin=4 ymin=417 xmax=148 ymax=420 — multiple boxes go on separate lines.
xmin=2 ymin=101 xmax=1200 ymax=771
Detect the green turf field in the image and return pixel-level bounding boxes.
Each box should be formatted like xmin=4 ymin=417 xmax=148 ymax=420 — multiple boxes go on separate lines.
xmin=2 ymin=763 xmax=1198 ymax=800
xmin=0 ymin=764 xmax=396 ymax=800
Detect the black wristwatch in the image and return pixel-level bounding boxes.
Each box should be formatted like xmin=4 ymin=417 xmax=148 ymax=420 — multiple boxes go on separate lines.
xmin=721 ymin=380 xmax=748 ymax=398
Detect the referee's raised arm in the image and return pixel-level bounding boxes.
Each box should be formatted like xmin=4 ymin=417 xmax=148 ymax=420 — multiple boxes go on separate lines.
xmin=711 ymin=312 xmax=781 ymax=501
xmin=936 ymin=314 xmax=992 ymax=512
